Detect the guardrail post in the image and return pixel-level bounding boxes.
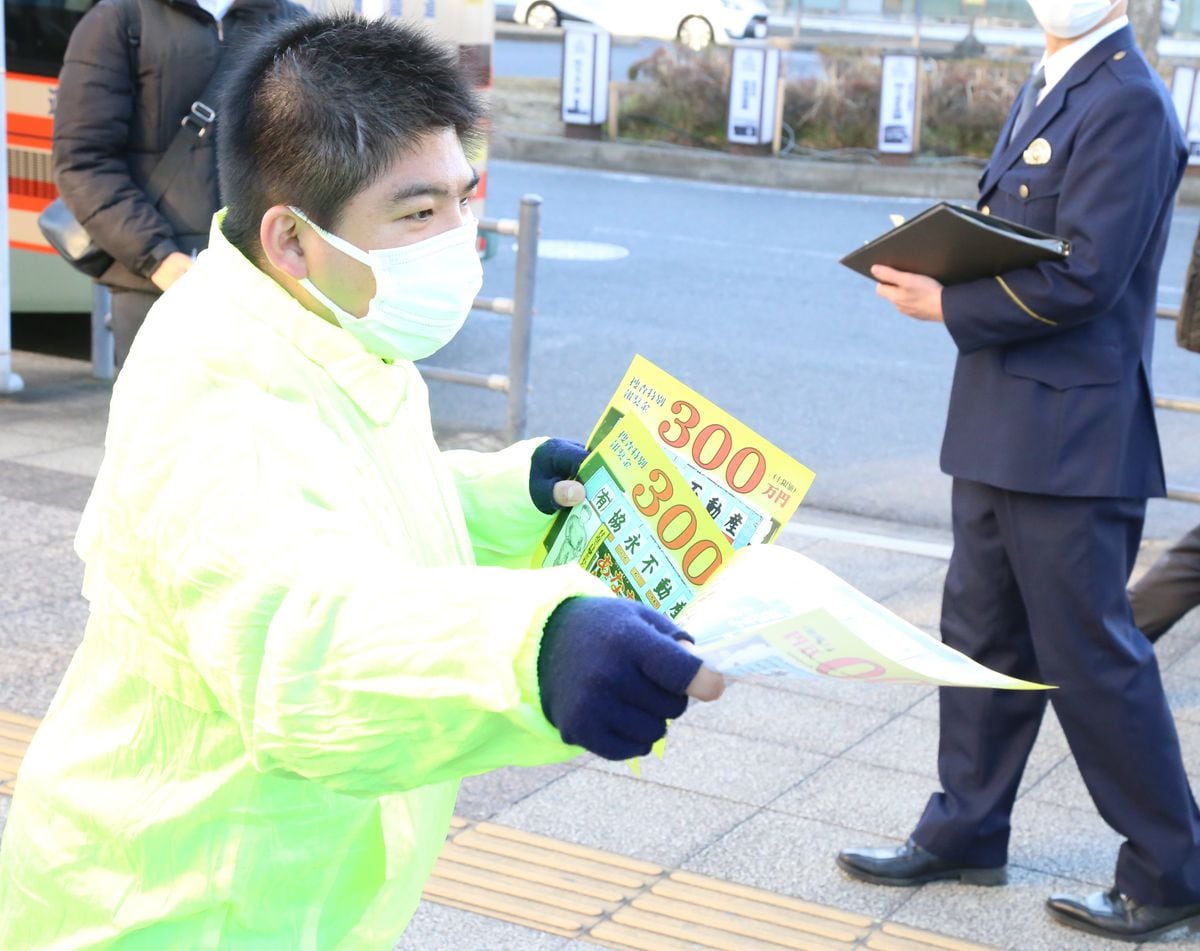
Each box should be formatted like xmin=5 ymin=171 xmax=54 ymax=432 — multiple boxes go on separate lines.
xmin=507 ymin=194 xmax=541 ymax=443
xmin=91 ymin=285 xmax=114 ymax=380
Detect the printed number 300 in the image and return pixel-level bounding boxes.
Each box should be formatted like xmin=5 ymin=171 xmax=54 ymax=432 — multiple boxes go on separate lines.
xmin=658 ymin=400 xmax=767 ymax=494
xmin=633 ymin=469 xmax=723 ymax=585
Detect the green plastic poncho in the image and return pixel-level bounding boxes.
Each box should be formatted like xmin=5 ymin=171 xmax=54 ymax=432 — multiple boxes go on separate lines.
xmin=0 ymin=215 xmax=607 ymax=949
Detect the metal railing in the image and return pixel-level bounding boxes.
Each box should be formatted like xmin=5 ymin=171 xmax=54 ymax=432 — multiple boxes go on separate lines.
xmin=421 ymin=193 xmax=542 ymax=443
xmin=1152 ymin=305 xmax=1200 ymax=502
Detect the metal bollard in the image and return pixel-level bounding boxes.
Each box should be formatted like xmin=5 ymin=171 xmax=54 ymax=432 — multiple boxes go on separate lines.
xmin=91 ymin=284 xmax=114 ymax=380
xmin=507 ymin=195 xmax=541 ymax=442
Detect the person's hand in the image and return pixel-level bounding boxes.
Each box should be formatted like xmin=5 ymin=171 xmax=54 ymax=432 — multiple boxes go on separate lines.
xmin=529 ymin=438 xmax=588 ymax=514
xmin=871 ymin=264 xmax=945 ymax=323
xmin=150 ymin=251 xmax=195 ymax=292
xmin=537 ymin=597 xmax=725 ymax=760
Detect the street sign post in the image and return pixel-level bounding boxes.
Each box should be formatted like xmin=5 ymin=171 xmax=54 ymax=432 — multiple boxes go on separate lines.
xmin=727 ymin=45 xmax=781 ymax=153
xmin=561 ymin=23 xmax=611 ymax=139
xmin=878 ymin=54 xmax=920 ymax=161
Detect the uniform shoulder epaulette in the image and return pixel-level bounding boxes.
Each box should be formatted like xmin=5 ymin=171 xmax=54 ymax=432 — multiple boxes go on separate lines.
xmin=1104 ymin=48 xmax=1142 ymax=83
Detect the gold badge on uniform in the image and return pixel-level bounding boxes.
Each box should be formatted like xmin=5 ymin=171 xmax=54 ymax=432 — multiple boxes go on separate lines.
xmin=1023 ymin=138 xmax=1052 ymax=166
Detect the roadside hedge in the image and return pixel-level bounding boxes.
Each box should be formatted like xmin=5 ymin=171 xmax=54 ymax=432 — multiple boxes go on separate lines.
xmin=620 ymin=46 xmax=1032 ymax=159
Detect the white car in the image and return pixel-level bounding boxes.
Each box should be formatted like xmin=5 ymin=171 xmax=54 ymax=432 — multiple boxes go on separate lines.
xmin=512 ymin=0 xmax=770 ymax=49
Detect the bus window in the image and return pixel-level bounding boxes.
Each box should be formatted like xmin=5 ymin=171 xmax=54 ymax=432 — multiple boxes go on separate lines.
xmin=6 ymin=0 xmax=97 ymax=79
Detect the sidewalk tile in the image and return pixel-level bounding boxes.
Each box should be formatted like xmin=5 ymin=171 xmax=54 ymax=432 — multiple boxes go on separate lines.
xmin=0 ymin=645 xmax=73 ymax=717
xmin=455 ymin=762 xmax=580 ymax=821
xmin=749 ymin=672 xmax=934 ymax=717
xmin=683 ymin=810 xmax=911 ymax=920
xmin=0 ymin=431 xmax=65 ymax=461
xmin=679 ymin=680 xmax=894 ymax=757
xmin=803 ymin=539 xmax=949 ymax=604
xmin=842 ymin=710 xmax=1071 ymax=797
xmin=1008 ymin=798 xmax=1123 ymax=887
xmin=771 ymin=760 xmax=936 ymax=841
xmin=0 ymin=541 xmax=84 ymax=614
xmin=0 ymin=498 xmax=81 ymax=547
xmin=0 ymin=601 xmax=89 ymax=653
xmin=889 ymin=866 xmax=1145 ymax=951
xmin=491 ymin=768 xmax=756 ymax=868
xmin=583 ymin=722 xmax=829 ymax=807
xmin=0 ymin=460 xmax=93 ymax=510
xmin=1 ymin=415 xmax=106 ymax=447
xmin=879 ymin=569 xmax=947 ymax=635
xmin=15 ymin=446 xmax=104 ymax=479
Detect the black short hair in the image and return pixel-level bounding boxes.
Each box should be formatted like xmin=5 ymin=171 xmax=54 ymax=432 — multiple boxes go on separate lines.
xmin=218 ymin=13 xmax=483 ymax=262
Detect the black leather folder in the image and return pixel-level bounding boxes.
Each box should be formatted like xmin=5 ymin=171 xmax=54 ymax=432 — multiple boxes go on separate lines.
xmin=839 ymin=202 xmax=1070 ymax=285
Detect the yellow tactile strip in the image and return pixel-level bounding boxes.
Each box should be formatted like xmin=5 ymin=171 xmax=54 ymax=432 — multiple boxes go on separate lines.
xmin=427 ymin=819 xmax=1000 ymax=951
xmin=0 ymin=708 xmax=37 ymax=797
xmin=0 ymin=712 xmax=996 ymax=950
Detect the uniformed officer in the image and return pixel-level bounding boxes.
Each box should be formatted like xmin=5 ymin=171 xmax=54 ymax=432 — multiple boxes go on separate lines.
xmin=836 ymin=0 xmax=1200 ymax=940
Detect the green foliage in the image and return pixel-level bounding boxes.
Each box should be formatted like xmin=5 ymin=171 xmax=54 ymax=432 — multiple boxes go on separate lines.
xmin=618 ymin=46 xmax=1031 ymax=159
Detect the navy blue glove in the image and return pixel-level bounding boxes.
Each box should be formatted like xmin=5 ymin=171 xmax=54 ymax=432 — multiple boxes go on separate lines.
xmin=529 ymin=438 xmax=588 ymax=515
xmin=537 ymin=597 xmax=703 ymax=760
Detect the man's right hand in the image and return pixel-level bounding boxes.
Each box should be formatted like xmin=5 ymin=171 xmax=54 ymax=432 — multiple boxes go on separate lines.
xmin=150 ymin=251 xmax=194 ymax=291
xmin=537 ymin=597 xmax=725 ymax=761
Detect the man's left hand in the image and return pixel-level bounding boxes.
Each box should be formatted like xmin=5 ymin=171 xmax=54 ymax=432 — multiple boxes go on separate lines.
xmin=871 ymin=265 xmax=945 ymax=323
xmin=529 ymin=438 xmax=587 ymax=514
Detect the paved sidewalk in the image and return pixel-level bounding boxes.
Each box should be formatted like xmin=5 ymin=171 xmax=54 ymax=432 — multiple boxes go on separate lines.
xmin=3 ymin=349 xmax=1200 ymax=949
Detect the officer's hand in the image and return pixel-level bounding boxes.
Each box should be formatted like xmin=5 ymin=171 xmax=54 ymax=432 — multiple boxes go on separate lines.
xmin=871 ymin=265 xmax=945 ymax=323
xmin=529 ymin=438 xmax=588 ymax=514
xmin=537 ymin=597 xmax=725 ymax=761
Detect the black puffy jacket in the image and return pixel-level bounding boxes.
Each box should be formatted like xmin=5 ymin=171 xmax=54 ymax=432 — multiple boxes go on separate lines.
xmin=52 ymin=0 xmax=302 ymax=291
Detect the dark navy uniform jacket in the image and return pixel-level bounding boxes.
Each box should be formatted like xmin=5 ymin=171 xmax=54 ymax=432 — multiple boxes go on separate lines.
xmin=939 ymin=24 xmax=1186 ymax=499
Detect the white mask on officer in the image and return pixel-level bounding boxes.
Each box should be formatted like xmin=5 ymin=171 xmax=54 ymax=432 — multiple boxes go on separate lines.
xmin=291 ymin=207 xmax=483 ymax=362
xmin=1026 ymin=0 xmax=1119 ymax=38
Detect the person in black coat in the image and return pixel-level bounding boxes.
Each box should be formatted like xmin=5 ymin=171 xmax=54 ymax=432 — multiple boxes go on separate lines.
xmin=52 ymin=0 xmax=302 ymax=365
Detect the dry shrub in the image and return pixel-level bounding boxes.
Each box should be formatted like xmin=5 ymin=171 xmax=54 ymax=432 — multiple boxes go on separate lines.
xmin=783 ymin=51 xmax=881 ymax=150
xmin=923 ymin=58 xmax=1027 ymax=155
xmin=619 ymin=46 xmax=1032 ymax=159
xmin=622 ymin=47 xmax=731 ymax=148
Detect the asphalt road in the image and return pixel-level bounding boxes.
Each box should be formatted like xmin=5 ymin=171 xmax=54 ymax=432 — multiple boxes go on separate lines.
xmin=431 ymin=159 xmax=1200 ymax=541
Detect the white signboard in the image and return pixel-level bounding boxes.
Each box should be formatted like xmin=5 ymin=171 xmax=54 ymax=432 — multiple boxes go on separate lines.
xmin=879 ymin=54 xmax=919 ymax=155
xmin=1172 ymin=66 xmax=1200 ymax=165
xmin=561 ymin=25 xmax=611 ymax=126
xmin=727 ymin=46 xmax=780 ymax=146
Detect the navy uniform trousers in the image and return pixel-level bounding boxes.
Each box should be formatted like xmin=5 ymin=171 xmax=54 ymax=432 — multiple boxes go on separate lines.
xmin=913 ymin=481 xmax=1200 ymax=905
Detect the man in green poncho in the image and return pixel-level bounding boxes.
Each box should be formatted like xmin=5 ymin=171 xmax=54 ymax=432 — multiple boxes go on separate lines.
xmin=0 ymin=14 xmax=722 ymax=948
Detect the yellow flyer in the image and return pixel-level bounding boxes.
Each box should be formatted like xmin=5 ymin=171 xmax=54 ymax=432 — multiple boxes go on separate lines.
xmin=588 ymin=355 xmax=814 ymax=548
xmin=680 ymin=545 xmax=1049 ymax=690
xmin=538 ymin=413 xmax=733 ymax=618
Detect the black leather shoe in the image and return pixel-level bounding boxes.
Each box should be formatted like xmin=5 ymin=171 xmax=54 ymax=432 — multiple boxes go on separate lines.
xmin=1046 ymin=888 xmax=1200 ymax=942
xmin=836 ymin=838 xmax=1006 ymax=887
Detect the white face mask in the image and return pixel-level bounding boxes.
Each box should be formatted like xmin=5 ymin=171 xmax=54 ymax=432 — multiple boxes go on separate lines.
xmin=1026 ymin=0 xmax=1118 ymax=38
xmin=291 ymin=207 xmax=483 ymax=362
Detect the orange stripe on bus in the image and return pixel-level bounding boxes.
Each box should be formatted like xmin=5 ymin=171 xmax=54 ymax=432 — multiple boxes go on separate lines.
xmin=9 ymin=239 xmax=55 ymax=254
xmin=7 ymin=132 xmax=50 ymax=150
xmin=9 ymin=191 xmax=54 ymax=212
xmin=5 ymin=72 xmax=57 ymax=86
xmin=7 ymin=115 xmax=53 ymax=139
